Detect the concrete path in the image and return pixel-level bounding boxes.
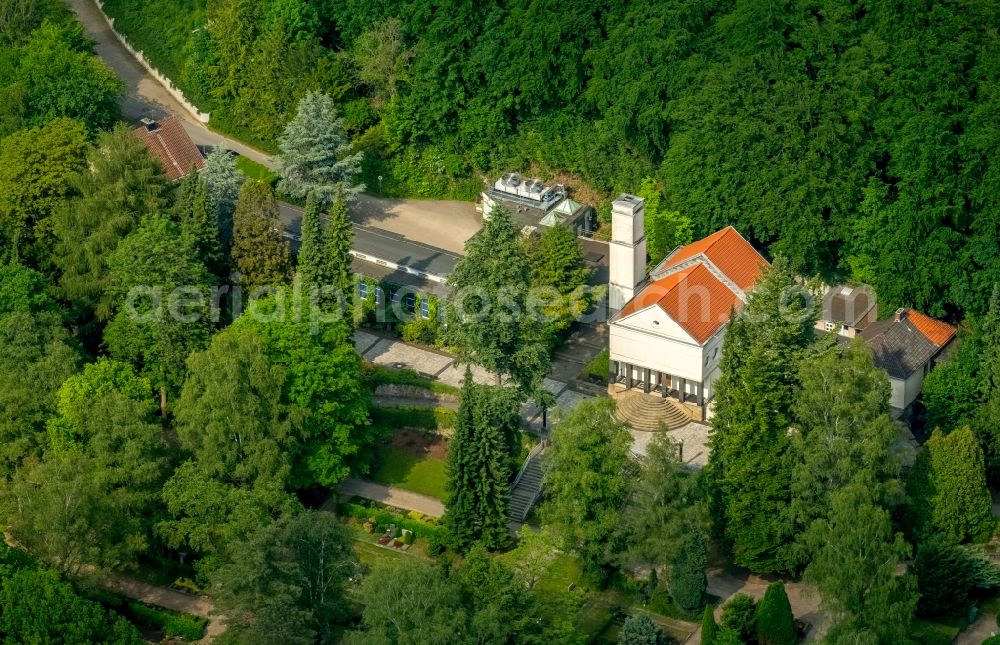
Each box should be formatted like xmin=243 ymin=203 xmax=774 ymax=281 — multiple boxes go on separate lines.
xmin=339 ymin=478 xmax=445 ymax=517
xmin=100 ymin=573 xmax=225 ymax=643
xmin=957 ymin=613 xmax=998 ymax=645
xmin=69 ymin=0 xmax=275 ymax=168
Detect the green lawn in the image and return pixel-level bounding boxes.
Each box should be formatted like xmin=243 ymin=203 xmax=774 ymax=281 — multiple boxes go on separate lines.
xmin=234 ymin=155 xmax=278 ymax=185
xmin=912 ymin=618 xmax=964 ymax=644
xmin=371 ymin=445 xmax=448 ymax=500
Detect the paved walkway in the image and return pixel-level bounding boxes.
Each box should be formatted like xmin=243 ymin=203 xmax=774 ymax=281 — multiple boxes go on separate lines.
xmin=957 ymin=613 xmax=998 ymax=645
xmin=339 ymin=478 xmax=445 ymax=517
xmin=100 ymin=573 xmax=225 ymax=643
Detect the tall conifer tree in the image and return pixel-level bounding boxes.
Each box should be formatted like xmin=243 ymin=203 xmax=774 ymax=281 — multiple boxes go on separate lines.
xmin=231 ymin=181 xmax=292 ymax=291
xmin=325 ymin=193 xmax=354 ymax=313
xmin=443 ymin=371 xmax=518 ymax=551
xmin=296 ymin=192 xmax=326 ymax=290
xmin=706 ymin=258 xmax=816 ymax=573
xmin=174 ymin=171 xmax=224 ymax=277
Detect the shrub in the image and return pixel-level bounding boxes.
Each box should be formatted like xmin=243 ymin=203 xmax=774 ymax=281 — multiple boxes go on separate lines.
xmin=985 ymin=635 xmax=1000 ymax=645
xmin=581 ymin=349 xmax=610 ymax=384
xmin=367 ymin=365 xmax=458 ymax=395
xmin=756 ymin=582 xmax=796 ymax=645
xmin=913 ymin=539 xmax=976 ymax=617
xmin=714 ymin=628 xmax=744 ymax=645
xmin=669 ymin=528 xmax=707 ymax=612
xmin=399 ymin=318 xmax=442 ymax=345
xmin=701 ymin=606 xmax=718 ymax=645
xmin=721 ymin=593 xmax=758 ymax=642
xmin=171 ymin=577 xmax=201 ymax=594
xmin=434 ymin=407 xmax=458 ymax=429
xmin=618 ymin=614 xmax=663 ymax=645
xmin=126 ymin=601 xmax=207 ymax=641
xmin=426 ymin=530 xmax=449 ymax=556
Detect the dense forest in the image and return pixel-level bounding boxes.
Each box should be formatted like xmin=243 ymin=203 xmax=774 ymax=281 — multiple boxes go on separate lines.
xmin=100 ymin=0 xmax=1000 ymax=318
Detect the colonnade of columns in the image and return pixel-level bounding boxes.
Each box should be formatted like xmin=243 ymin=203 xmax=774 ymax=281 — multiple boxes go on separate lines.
xmin=610 ymin=360 xmax=705 ymax=406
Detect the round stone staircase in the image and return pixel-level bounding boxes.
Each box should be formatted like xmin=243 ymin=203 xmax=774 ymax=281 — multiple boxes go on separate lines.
xmin=614 ymin=391 xmax=692 ymax=431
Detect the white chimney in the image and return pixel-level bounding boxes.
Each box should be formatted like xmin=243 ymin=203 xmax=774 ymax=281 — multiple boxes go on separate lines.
xmin=608 ymin=194 xmax=647 ymax=313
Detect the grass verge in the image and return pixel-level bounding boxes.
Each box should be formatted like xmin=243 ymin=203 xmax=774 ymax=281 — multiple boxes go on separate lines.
xmin=235 ymin=155 xmax=278 ymax=186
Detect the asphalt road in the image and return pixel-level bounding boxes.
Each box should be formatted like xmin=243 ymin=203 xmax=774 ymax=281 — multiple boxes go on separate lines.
xmin=68 ymin=0 xmax=276 ymax=168
xmin=277 ymin=202 xmax=461 ymax=278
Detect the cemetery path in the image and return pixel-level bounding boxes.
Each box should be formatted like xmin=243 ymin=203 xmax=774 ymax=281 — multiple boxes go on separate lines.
xmin=337 ymin=478 xmax=445 ymax=517
xmin=99 ymin=573 xmax=226 ymax=643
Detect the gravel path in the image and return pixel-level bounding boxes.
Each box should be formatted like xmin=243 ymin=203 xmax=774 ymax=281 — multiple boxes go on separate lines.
xmin=339 ymin=477 xmax=446 ymax=517
xmin=100 ymin=574 xmax=225 ymax=643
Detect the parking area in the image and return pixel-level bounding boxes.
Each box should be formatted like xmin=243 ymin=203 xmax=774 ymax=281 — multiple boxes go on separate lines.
xmin=350 ymin=194 xmax=482 ymax=255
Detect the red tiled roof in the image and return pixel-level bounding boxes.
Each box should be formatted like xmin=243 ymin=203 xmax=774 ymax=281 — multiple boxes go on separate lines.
xmin=133 ymin=115 xmax=204 ymax=181
xmin=616 ymin=263 xmax=741 ymax=344
xmin=662 ymin=226 xmax=768 ymax=291
xmin=906 ymin=309 xmax=956 ymax=347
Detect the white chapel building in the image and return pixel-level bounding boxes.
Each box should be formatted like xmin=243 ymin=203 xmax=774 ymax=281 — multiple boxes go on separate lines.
xmin=607 ymin=195 xmax=769 ymax=415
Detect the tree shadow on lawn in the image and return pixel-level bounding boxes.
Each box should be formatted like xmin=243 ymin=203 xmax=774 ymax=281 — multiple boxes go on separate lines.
xmin=371 ymin=429 xmax=449 ymax=500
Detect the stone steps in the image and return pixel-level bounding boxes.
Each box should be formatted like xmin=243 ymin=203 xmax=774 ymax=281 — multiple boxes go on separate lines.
xmin=509 ymin=456 xmax=544 ymax=523
xmin=614 ymin=392 xmax=692 ymax=432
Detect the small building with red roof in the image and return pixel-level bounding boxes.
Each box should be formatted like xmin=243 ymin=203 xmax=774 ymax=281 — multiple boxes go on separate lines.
xmin=607 ymin=193 xmax=769 ymax=414
xmin=133 ymin=116 xmax=204 ymax=181
xmin=860 ymin=307 xmax=956 ymax=412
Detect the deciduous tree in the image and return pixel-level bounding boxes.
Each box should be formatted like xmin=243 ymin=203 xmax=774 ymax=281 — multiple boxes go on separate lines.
xmin=54 ymin=125 xmax=167 ymax=322
xmin=344 ymin=558 xmax=467 ymax=645
xmin=543 ymin=397 xmax=633 ymax=574
xmin=208 ymin=510 xmax=357 ymax=644
xmin=788 ymin=340 xmax=902 ymax=565
xmin=233 ymin=300 xmax=371 ymax=487
xmin=103 ymin=215 xmax=213 ymax=416
xmin=160 ymin=327 xmax=300 ymax=554
xmin=350 ymin=18 xmax=413 ymax=108
xmin=0 ymin=567 xmax=142 ymax=644
xmin=805 ymin=484 xmax=917 ymax=644
xmin=10 ymin=21 xmax=124 ymax=134
xmin=0 ymin=303 xmax=78 ymax=476
xmin=0 ymin=117 xmax=87 ymax=268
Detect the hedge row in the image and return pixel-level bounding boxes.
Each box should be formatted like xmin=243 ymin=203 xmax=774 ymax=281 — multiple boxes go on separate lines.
xmin=338 ymin=501 xmax=445 ymax=543
xmin=126 ymin=600 xmax=207 ymax=641
xmin=367 ymin=365 xmax=459 ymax=395
xmin=371 ymin=406 xmax=457 ymax=430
